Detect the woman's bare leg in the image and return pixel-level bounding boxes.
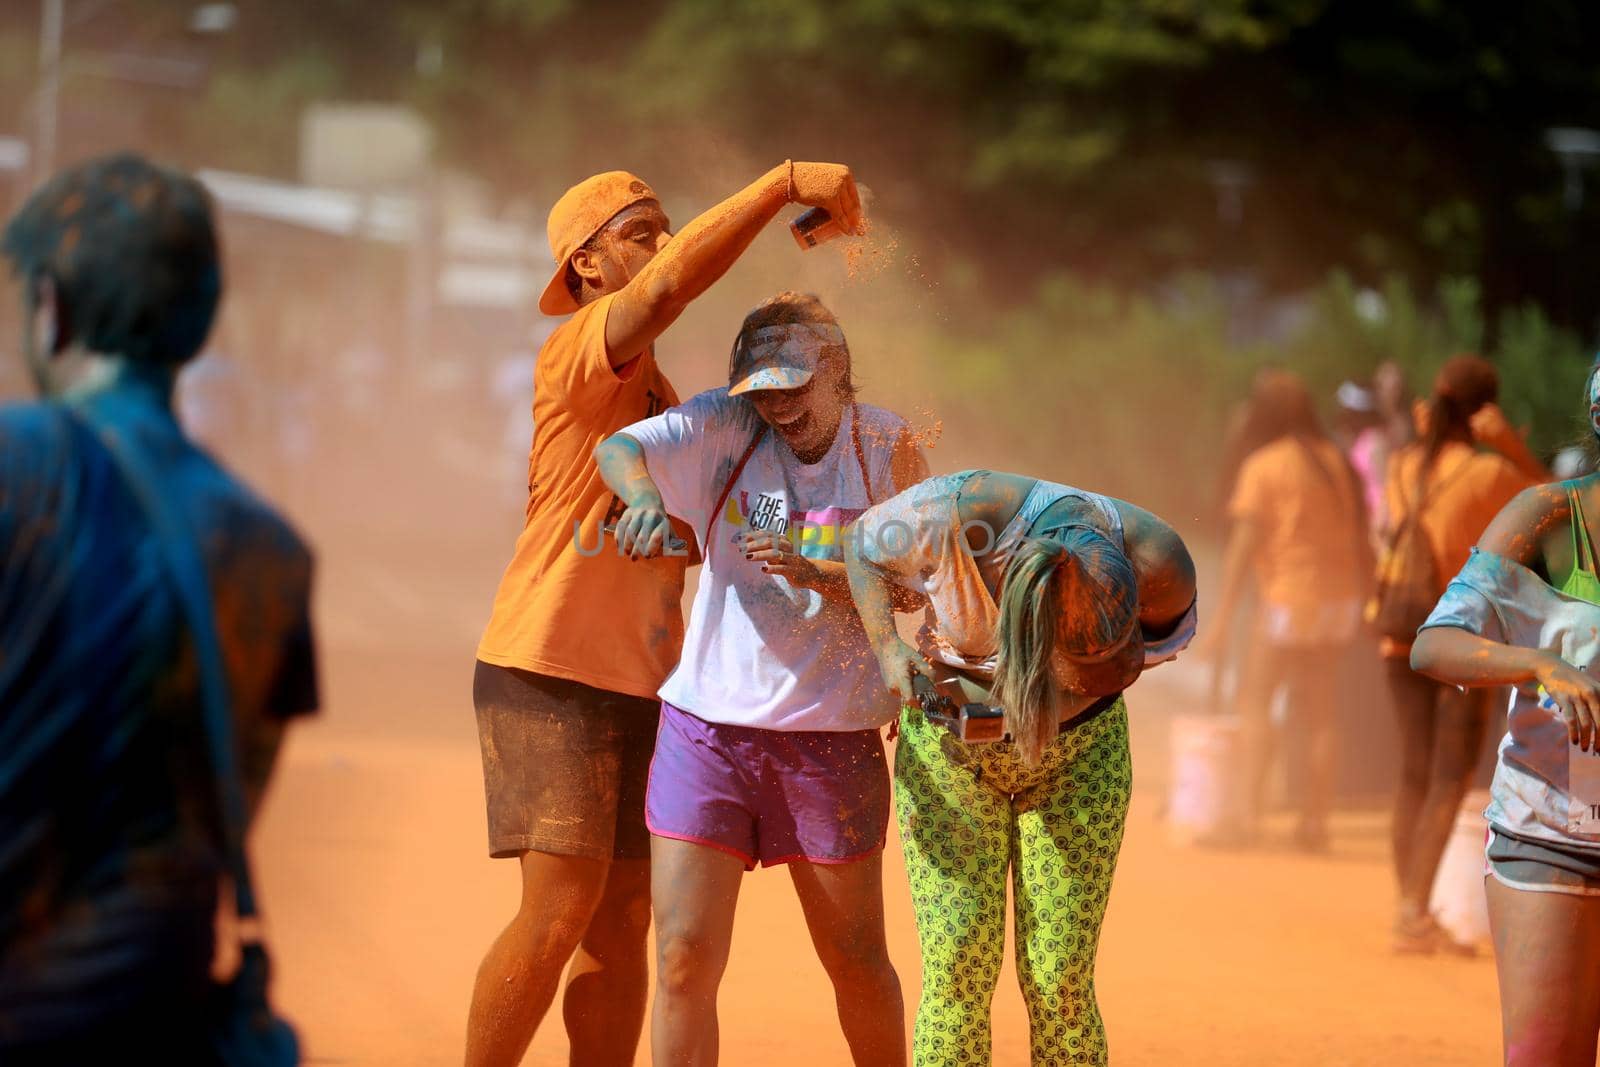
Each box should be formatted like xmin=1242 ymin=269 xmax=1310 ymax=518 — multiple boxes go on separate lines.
xmin=1486 ymin=875 xmax=1600 ymax=1066
xmin=650 ymin=837 xmax=746 ymax=1066
xmin=789 ymin=856 xmax=906 ymax=1064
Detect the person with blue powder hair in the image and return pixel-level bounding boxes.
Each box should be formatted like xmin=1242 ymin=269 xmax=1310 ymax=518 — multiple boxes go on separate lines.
xmin=844 ymin=470 xmax=1196 ymax=1066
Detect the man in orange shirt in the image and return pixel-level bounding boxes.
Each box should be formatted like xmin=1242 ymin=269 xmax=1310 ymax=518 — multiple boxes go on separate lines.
xmin=466 ymin=163 xmax=864 ymax=1066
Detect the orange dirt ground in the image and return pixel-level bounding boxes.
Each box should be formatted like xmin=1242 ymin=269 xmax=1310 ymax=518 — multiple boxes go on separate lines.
xmin=252 ymin=642 xmax=1507 ymax=1066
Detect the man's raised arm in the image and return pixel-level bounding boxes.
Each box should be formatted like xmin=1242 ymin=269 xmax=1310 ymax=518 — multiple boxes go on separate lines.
xmin=606 ymin=162 xmax=862 ymax=360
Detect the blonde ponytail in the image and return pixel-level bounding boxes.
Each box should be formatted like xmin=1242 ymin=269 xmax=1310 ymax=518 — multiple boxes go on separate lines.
xmin=992 ymin=538 xmax=1068 ymax=766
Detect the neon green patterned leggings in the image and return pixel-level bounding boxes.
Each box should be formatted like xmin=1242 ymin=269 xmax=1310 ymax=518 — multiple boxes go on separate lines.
xmin=895 ymin=700 xmax=1132 ymax=1066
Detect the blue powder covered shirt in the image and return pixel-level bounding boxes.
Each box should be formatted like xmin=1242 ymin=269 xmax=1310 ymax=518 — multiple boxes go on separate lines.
xmin=0 ymin=374 xmax=317 ymax=1045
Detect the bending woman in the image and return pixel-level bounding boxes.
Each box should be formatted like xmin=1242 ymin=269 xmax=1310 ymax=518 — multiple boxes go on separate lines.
xmin=1410 ymin=362 xmax=1600 ymax=1067
xmin=844 ymin=471 xmax=1196 ymax=1066
xmin=595 ymin=292 xmax=927 ymax=1065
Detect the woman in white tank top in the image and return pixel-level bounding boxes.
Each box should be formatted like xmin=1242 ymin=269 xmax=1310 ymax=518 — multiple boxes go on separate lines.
xmin=844 ymin=469 xmax=1196 ymax=1065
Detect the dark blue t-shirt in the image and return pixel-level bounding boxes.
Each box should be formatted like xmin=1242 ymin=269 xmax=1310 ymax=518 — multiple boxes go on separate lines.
xmin=0 ymin=377 xmax=317 ymax=1044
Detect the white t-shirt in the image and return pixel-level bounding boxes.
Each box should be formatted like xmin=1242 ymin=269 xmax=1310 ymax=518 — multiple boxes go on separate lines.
xmin=623 ymin=387 xmax=908 ymax=731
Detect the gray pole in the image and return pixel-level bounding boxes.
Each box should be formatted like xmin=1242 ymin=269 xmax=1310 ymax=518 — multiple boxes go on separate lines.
xmin=37 ymin=0 xmax=63 ymax=185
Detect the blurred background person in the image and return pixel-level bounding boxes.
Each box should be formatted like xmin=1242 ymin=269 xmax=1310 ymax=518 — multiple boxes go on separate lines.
xmin=1212 ymin=365 xmax=1279 ymax=535
xmin=1367 ymin=361 xmax=1418 ymax=534
xmin=1337 ymin=362 xmax=1419 ymax=540
xmin=1337 ymin=377 xmax=1385 ymax=538
xmin=1204 ymin=369 xmax=1371 ymax=851
xmin=1376 ymin=353 xmax=1548 ymax=954
xmin=1334 ymin=377 xmax=1378 ymax=448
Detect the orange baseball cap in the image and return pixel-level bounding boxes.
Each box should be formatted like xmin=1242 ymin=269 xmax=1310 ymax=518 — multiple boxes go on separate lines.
xmin=538 ymin=170 xmax=659 ymax=316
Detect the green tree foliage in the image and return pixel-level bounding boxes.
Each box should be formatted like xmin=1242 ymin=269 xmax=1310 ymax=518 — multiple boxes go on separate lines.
xmin=4 ymin=2 xmax=1595 ymax=523
xmin=391 ymin=0 xmax=1600 ymax=330
xmin=892 ymin=267 xmax=1590 ymax=525
xmin=8 ymin=1 xmax=1596 ymax=326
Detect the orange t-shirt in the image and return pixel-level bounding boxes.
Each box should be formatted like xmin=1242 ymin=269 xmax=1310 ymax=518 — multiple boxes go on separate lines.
xmin=1384 ymin=440 xmax=1533 ymax=586
xmin=477 ymin=292 xmax=686 ymax=699
xmin=1228 ymin=436 xmax=1367 ymax=623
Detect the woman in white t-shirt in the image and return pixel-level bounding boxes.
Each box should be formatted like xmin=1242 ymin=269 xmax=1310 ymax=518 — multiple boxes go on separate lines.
xmin=595 ymin=292 xmax=927 ymax=1064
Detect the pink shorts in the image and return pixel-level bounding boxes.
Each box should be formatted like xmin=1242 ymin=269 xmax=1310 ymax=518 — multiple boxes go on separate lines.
xmin=645 ymin=701 xmax=889 ymax=869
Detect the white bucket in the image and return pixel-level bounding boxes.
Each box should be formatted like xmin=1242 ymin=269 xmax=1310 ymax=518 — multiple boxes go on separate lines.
xmin=1167 ymin=715 xmax=1241 ymax=844
xmin=1429 ymin=789 xmax=1492 ymax=946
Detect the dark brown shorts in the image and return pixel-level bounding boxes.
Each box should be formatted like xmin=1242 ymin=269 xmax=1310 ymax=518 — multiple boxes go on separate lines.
xmin=473 ymin=661 xmax=659 ymax=860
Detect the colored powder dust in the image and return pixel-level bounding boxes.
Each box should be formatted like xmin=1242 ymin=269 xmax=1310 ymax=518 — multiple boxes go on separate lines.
xmin=843 ymin=227 xmax=900 ymax=282
xmin=906 ymin=253 xmax=938 ymax=292
xmin=854 ymin=415 xmax=942 ymax=461
xmin=911 ymin=406 xmax=945 ymax=451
